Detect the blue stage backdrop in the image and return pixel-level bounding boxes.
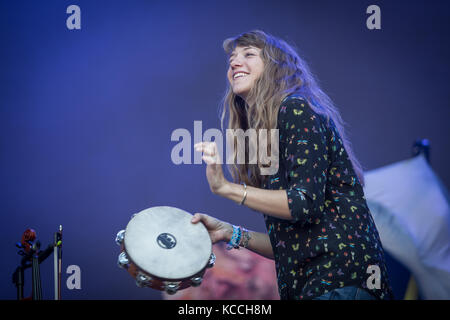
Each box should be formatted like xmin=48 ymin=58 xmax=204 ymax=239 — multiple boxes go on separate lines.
xmin=0 ymin=0 xmax=449 ymax=299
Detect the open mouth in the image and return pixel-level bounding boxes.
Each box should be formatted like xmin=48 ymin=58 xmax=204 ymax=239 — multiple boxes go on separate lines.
xmin=233 ymin=72 xmax=249 ymax=79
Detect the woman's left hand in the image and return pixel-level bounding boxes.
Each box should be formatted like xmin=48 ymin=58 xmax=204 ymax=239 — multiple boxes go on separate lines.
xmin=194 ymin=141 xmax=229 ymax=195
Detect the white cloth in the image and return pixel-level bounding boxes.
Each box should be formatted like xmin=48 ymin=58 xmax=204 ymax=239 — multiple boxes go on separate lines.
xmin=363 ymin=154 xmax=450 ymax=299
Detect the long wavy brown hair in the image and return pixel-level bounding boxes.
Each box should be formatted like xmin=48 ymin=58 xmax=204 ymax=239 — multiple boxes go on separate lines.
xmin=220 ymin=30 xmax=365 ymax=188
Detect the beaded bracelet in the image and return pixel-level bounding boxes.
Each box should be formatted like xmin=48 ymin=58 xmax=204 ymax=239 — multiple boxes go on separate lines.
xmin=239 ymin=226 xmax=251 ymax=248
xmin=226 ymin=225 xmax=241 ymax=250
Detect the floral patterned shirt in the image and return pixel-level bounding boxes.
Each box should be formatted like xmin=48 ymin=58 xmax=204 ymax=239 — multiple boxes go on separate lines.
xmin=262 ymin=94 xmax=393 ymax=300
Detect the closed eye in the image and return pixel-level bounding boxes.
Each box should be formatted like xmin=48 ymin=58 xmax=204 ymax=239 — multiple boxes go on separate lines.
xmin=228 ymin=50 xmax=258 ymax=64
xmin=229 ymin=54 xmax=255 ymax=64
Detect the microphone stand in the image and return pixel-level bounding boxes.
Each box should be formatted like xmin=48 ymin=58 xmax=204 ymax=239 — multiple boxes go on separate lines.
xmin=54 ymin=225 xmax=63 ymax=300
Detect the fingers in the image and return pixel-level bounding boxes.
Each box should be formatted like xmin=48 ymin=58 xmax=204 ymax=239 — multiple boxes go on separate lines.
xmin=194 ymin=141 xmax=217 ymax=157
xmin=192 ymin=213 xmax=226 ymax=244
xmin=194 ymin=142 xmax=222 ymax=165
xmin=191 ymin=212 xmax=216 ymax=226
xmin=195 ymin=142 xmax=223 ymax=165
xmin=191 ymin=213 xmax=206 ymax=224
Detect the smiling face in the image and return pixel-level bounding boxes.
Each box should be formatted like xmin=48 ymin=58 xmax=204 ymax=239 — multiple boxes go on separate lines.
xmin=227 ymin=46 xmax=264 ymax=102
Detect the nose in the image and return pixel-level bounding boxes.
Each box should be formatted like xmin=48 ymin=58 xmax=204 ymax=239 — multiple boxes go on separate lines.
xmin=230 ymin=62 xmax=241 ymax=71
xmin=230 ymin=55 xmax=243 ymax=69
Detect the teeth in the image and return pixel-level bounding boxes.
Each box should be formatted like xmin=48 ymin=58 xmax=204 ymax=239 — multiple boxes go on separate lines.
xmin=234 ymin=72 xmax=248 ymax=79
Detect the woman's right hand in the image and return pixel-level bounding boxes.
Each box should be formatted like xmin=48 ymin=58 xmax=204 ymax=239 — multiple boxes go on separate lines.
xmin=191 ymin=213 xmax=232 ymax=244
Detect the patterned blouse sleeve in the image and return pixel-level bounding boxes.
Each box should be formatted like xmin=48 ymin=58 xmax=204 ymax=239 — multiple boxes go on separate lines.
xmin=278 ymin=97 xmax=328 ymax=225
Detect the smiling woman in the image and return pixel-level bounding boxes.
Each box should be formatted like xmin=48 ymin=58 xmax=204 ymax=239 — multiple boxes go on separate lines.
xmin=227 ymin=46 xmax=265 ymax=101
xmin=191 ymin=30 xmax=394 ymax=300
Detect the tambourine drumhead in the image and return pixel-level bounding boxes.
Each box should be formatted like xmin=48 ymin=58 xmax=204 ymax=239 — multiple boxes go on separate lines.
xmin=124 ymin=206 xmax=212 ymax=280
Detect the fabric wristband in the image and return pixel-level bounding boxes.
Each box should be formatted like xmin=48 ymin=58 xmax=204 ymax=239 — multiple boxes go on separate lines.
xmin=226 ymin=225 xmax=241 ymax=250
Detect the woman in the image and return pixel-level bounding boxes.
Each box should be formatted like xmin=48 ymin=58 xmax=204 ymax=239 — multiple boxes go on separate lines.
xmin=192 ymin=30 xmax=393 ymax=300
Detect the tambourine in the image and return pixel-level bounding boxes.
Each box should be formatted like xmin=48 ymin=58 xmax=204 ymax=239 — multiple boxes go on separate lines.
xmin=115 ymin=206 xmax=215 ymax=294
